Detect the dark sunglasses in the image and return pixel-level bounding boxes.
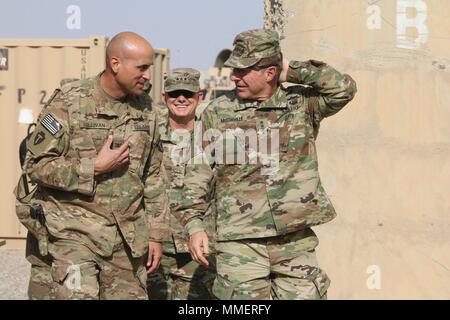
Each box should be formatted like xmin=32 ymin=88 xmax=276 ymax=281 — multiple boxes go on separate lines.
xmin=167 ymin=90 xmax=195 ymax=99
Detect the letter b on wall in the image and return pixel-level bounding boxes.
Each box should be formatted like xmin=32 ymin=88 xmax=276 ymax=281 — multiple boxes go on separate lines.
xmin=396 ymin=0 xmax=428 ymax=49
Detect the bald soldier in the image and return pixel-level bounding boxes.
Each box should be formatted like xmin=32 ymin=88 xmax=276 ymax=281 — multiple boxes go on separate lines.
xmin=25 ymin=32 xmax=166 ymax=299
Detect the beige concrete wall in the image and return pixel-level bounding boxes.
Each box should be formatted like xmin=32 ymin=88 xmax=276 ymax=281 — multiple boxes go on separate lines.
xmin=266 ymin=0 xmax=450 ymax=299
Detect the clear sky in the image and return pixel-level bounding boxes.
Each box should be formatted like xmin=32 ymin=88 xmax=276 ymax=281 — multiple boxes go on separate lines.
xmin=0 ymin=0 xmax=264 ymax=72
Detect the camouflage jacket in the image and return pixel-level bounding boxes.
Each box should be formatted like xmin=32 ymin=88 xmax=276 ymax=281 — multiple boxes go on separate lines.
xmin=156 ymin=107 xmax=216 ymax=254
xmin=175 ymin=60 xmax=357 ymax=241
xmin=26 ymin=73 xmax=166 ymax=258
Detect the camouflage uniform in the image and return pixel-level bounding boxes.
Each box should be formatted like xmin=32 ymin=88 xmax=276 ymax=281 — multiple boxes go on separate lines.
xmin=25 ymin=73 xmax=165 ymax=299
xmin=25 ymin=234 xmax=54 ymax=299
xmin=15 ymin=79 xmax=79 ymax=300
xmin=147 ymin=69 xmax=215 ymax=300
xmin=175 ymin=29 xmax=357 ymax=300
xmin=16 ymin=141 xmax=54 ymax=300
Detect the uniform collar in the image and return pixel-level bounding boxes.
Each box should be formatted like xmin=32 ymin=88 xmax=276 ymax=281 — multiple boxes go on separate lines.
xmin=92 ymin=73 xmax=144 ymax=119
xmin=233 ymin=85 xmax=289 ymax=112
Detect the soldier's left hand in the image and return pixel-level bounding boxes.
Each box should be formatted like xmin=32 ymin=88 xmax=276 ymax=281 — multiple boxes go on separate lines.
xmin=94 ymin=135 xmax=130 ymax=176
xmin=146 ymin=241 xmax=162 ymax=273
xmin=189 ymin=231 xmax=209 ymax=268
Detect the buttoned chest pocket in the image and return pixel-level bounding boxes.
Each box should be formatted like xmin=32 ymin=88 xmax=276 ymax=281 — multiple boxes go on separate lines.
xmin=253 ymin=111 xmax=291 ymax=171
xmin=79 ymin=120 xmax=111 ymax=153
xmin=267 ymin=108 xmax=314 ymax=159
xmin=127 ymin=122 xmax=152 ymax=177
xmin=70 ymin=120 xmax=111 ymax=163
xmin=162 ymin=142 xmax=185 ymax=188
xmin=167 ymin=163 xmax=185 ymax=189
xmin=219 ymin=119 xmax=258 ymax=166
xmin=285 ymin=109 xmax=316 ymax=157
xmin=166 ymin=163 xmax=185 ymax=212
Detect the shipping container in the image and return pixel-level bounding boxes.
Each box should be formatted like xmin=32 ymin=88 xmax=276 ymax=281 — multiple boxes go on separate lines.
xmin=265 ymin=0 xmax=450 ymax=299
xmin=0 ymin=36 xmax=169 ymax=248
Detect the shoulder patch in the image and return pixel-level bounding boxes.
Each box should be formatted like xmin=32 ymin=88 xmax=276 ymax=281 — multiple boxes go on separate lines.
xmin=41 ymin=114 xmax=62 ymax=135
xmin=33 ymin=131 xmax=46 ymax=145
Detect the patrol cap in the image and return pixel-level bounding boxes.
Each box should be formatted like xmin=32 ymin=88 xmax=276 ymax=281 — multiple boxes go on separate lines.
xmin=224 ymin=29 xmax=281 ymax=69
xmin=164 ymin=68 xmax=201 ymax=93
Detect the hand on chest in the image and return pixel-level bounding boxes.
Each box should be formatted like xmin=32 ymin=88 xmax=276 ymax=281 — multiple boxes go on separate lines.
xmin=78 ymin=111 xmax=153 ymax=175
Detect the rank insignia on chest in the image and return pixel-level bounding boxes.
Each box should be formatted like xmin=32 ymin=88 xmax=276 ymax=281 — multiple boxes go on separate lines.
xmin=41 ymin=114 xmax=62 ymax=135
xmin=256 ymin=119 xmax=268 ymax=131
xmin=287 ymin=97 xmax=300 ymax=110
xmin=289 ymin=98 xmax=299 ymax=105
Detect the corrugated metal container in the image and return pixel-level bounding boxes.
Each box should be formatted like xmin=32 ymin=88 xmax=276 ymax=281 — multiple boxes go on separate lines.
xmin=265 ymin=0 xmax=450 ymax=299
xmin=0 ymin=37 xmax=169 ymax=248
xmin=152 ymin=48 xmax=170 ymax=105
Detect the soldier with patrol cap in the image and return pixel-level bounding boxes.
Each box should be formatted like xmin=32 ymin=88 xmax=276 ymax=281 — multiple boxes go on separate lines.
xmin=147 ymin=68 xmax=215 ymax=300
xmin=24 ymin=32 xmax=166 ymax=299
xmin=174 ymin=29 xmax=357 ymax=299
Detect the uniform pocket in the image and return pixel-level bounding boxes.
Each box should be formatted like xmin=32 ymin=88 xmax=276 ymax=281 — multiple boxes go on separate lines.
xmin=212 ymin=276 xmax=235 ymax=300
xmin=51 ymin=262 xmax=72 ymax=284
xmin=265 ymin=168 xmax=320 ymax=219
xmin=51 ymin=262 xmax=97 ymax=289
xmin=78 ymin=123 xmax=110 ymax=154
xmin=128 ymin=132 xmax=150 ymax=176
xmin=136 ymin=265 xmax=148 ymax=290
xmin=51 ymin=261 xmax=99 ymax=299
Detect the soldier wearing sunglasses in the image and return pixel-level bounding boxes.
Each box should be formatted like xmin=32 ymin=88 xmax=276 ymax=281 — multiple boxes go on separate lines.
xmin=147 ymin=68 xmax=216 ymax=300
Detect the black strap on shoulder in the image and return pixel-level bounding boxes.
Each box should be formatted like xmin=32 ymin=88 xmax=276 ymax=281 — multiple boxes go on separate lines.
xmin=19 ymin=123 xmax=36 ymax=167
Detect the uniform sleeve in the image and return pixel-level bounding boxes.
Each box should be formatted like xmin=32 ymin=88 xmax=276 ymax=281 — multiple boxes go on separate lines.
xmin=26 ymin=90 xmax=96 ymax=196
xmin=174 ymin=159 xmax=214 ymax=236
xmin=143 ymin=112 xmax=168 ymax=242
xmin=171 ymin=108 xmax=215 ymax=236
xmin=286 ymin=60 xmax=357 ymax=120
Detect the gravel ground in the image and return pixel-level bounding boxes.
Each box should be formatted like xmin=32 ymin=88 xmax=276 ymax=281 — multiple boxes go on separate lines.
xmin=0 ymin=250 xmax=29 ymax=300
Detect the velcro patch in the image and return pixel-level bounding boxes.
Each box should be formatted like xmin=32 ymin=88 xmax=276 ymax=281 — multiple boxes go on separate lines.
xmin=133 ymin=124 xmax=150 ymax=132
xmin=33 ymin=131 xmax=46 ymax=145
xmin=41 ymin=114 xmax=62 ymax=135
xmin=80 ymin=121 xmax=110 ymax=129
